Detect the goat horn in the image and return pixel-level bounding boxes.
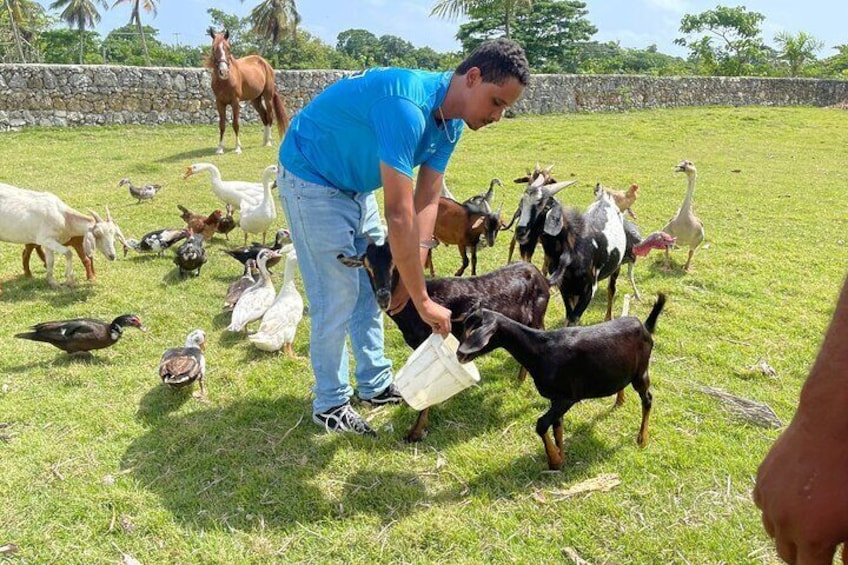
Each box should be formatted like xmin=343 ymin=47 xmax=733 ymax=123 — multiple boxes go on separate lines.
xmin=529 ymin=173 xmax=547 ymax=189
xmin=89 ymin=209 xmax=103 ymax=223
xmin=105 ymin=206 xmax=113 ymax=222
xmin=544 ymin=180 xmax=578 ymax=196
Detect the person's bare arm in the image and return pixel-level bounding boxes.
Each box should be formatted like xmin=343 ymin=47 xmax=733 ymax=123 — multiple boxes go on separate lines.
xmin=382 ymin=163 xmax=451 ymax=335
xmin=753 ymin=274 xmax=848 ymax=565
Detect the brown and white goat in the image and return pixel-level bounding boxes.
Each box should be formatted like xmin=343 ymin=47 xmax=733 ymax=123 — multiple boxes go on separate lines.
xmin=22 ymin=236 xmax=95 ymax=281
xmin=427 ymin=193 xmax=504 ymax=277
xmin=339 ymin=240 xmax=550 ymax=441
xmin=456 ymin=293 xmax=666 ymax=470
xmin=0 ymin=183 xmax=122 ymax=288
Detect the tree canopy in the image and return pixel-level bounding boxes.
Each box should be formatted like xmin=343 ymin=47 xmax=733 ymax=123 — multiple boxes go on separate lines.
xmin=3 ymin=1 xmax=843 ymax=78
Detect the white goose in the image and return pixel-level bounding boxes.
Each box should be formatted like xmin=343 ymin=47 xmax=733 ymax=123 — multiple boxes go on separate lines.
xmin=238 ymin=164 xmax=278 ymax=245
xmin=227 ymin=248 xmax=281 ymax=333
xmin=183 ymin=163 xmax=263 ymax=210
xmin=662 ymin=160 xmax=705 ymax=272
xmin=248 ymin=248 xmax=304 ymax=355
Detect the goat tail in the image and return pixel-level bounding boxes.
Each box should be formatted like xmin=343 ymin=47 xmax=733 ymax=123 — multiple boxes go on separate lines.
xmin=644 ymin=293 xmax=667 ymax=335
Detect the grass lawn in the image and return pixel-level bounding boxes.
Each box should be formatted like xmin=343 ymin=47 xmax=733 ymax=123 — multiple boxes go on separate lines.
xmin=1 ymin=105 xmax=846 ymax=564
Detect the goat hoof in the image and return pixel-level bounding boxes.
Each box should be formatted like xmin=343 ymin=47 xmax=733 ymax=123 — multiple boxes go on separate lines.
xmin=404 ymin=429 xmax=427 ymax=443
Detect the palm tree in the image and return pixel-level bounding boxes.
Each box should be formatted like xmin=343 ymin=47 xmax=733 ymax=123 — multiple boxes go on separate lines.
xmin=430 ymin=0 xmax=532 ymax=40
xmin=49 ymin=0 xmax=108 ymax=64
xmin=774 ymin=31 xmax=824 ymax=76
xmin=110 ymin=0 xmax=157 ymax=66
xmin=241 ymin=0 xmax=300 ymax=47
xmin=6 ymin=0 xmax=26 ymax=63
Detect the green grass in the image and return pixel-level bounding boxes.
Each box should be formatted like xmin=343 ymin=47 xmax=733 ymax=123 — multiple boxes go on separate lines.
xmin=1 ymin=106 xmax=847 ymax=564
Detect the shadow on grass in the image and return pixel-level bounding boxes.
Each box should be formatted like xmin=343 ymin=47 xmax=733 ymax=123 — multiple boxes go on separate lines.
xmin=2 ymin=350 xmax=111 ymax=373
xmin=0 ymin=275 xmax=97 ymax=306
xmin=154 ymin=148 xmax=217 ymax=164
xmin=122 ymin=370 xmax=620 ymax=532
xmin=136 ymin=383 xmax=193 ymax=425
xmin=122 ymin=394 xmax=396 ymax=530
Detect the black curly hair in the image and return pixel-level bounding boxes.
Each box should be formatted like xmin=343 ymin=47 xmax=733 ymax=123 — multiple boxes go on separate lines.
xmin=455 ymin=38 xmax=530 ymax=87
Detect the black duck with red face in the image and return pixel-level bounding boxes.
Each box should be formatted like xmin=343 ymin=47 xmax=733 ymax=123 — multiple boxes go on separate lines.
xmin=15 ymin=314 xmax=147 ymax=354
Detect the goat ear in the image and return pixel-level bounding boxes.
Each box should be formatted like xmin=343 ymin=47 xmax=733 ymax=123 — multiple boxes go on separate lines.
xmin=471 ymin=216 xmax=484 ymax=230
xmin=512 ymin=175 xmax=529 ymax=184
xmin=544 ymin=205 xmax=563 ymax=236
xmin=224 ymin=29 xmax=230 ymax=40
xmin=337 ymin=253 xmax=365 ymax=268
xmin=83 ymin=230 xmax=96 ymax=257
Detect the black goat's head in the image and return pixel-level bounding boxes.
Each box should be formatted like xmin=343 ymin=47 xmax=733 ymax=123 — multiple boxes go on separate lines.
xmin=456 ymin=307 xmax=499 ymax=364
xmin=513 ymin=167 xmax=576 ymax=245
xmin=338 ymin=237 xmax=395 ymax=312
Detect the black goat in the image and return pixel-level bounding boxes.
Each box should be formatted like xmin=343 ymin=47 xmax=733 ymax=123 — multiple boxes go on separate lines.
xmin=456 ymin=293 xmax=666 ymax=470
xmin=339 ymin=240 xmax=550 ymax=441
xmin=507 ymin=164 xmax=576 ymax=273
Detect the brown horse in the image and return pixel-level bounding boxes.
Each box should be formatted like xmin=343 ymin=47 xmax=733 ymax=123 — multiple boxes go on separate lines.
xmin=207 ymin=28 xmax=290 ymax=155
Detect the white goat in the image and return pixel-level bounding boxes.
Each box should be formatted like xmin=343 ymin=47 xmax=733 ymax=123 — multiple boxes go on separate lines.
xmin=0 ymin=182 xmax=122 ymax=288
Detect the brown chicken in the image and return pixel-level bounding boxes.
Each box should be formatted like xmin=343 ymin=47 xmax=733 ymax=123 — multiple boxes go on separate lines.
xmin=598 ymin=182 xmax=639 ymax=219
xmin=177 ymin=204 xmax=223 ymax=241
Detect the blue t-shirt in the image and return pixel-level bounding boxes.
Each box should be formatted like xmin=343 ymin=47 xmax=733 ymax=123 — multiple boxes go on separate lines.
xmin=278 ymin=67 xmax=463 ymax=193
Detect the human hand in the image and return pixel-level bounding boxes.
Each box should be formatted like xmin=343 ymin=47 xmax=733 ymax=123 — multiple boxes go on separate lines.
xmin=753 ymin=410 xmax=848 ymax=564
xmin=417 ymin=298 xmax=451 ymax=337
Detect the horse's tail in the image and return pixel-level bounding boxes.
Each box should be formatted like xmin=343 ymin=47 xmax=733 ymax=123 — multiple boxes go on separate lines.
xmin=272 ymin=91 xmax=289 ymax=137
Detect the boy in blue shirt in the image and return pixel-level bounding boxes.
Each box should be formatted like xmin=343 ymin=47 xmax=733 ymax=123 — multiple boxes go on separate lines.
xmin=277 ymin=38 xmax=530 ymax=435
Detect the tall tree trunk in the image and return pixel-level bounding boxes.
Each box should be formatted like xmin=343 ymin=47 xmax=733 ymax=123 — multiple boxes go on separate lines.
xmin=5 ymin=0 xmax=25 ymax=62
xmin=79 ymin=27 xmax=84 ymax=64
xmin=135 ymin=18 xmax=150 ymax=65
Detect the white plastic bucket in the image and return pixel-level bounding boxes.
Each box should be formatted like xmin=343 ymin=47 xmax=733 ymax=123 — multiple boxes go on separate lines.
xmin=394 ymin=332 xmax=481 ymax=410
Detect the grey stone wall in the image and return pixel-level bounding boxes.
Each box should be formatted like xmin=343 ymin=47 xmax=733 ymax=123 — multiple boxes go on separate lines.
xmin=1 ymin=64 xmax=846 ymax=131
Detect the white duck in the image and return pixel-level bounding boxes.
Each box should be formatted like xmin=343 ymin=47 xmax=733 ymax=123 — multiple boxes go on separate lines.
xmin=227 ymin=248 xmax=281 ymax=333
xmin=248 ymin=248 xmax=304 ymax=355
xmin=662 ymin=160 xmax=705 ymax=272
xmin=238 ymin=164 xmax=278 ymax=246
xmin=159 ymin=329 xmax=207 ymax=397
xmin=183 ymin=163 xmax=263 ymax=210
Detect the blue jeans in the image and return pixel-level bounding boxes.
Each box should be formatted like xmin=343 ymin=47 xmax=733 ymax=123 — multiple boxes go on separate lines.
xmin=277 ymin=165 xmax=393 ymax=415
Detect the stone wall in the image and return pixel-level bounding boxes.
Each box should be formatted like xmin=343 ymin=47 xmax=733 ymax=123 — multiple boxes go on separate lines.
xmin=1 ymin=64 xmax=846 ymax=131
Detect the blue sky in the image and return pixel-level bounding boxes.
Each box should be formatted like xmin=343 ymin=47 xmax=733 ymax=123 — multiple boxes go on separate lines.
xmin=36 ymin=0 xmax=847 ymax=58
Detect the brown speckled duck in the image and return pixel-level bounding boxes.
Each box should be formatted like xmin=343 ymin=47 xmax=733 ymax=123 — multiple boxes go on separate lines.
xmin=159 ymin=329 xmax=207 ymax=396
xmin=15 ymin=314 xmax=146 ymax=355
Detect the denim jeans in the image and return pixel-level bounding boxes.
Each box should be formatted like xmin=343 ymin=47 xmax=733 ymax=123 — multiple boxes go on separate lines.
xmin=277 ymin=165 xmax=393 ymax=414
